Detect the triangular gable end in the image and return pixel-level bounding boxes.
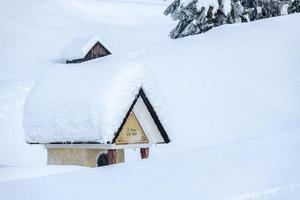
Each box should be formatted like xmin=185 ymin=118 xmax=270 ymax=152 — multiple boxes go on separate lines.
xmin=85 ymin=42 xmax=111 ymax=60
xmin=66 ymin=41 xmax=111 ymax=64
xmin=88 ymin=42 xmax=111 ymax=57
xmin=112 ymin=88 xmax=170 ymax=145
xmin=115 ymin=112 xmax=148 ymax=145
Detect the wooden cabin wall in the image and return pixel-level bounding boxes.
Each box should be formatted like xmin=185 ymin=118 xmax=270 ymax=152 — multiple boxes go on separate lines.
xmin=66 ymin=42 xmax=111 ymax=64
xmin=47 ymin=148 xmax=124 ymax=167
xmin=89 ymin=42 xmax=110 ymax=59
xmin=47 ymin=148 xmax=106 ymax=167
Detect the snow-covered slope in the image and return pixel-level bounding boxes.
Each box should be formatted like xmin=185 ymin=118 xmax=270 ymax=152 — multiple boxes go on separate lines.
xmin=0 ymin=165 xmax=85 ymax=183
xmin=0 ymin=75 xmax=46 ymax=165
xmin=135 ymin=15 xmax=300 ymax=151
xmin=0 ymin=0 xmax=173 ymax=80
xmin=0 ymin=0 xmax=300 ymax=199
xmin=0 ymin=0 xmax=173 ymax=165
xmin=1 ymin=129 xmax=300 ymax=199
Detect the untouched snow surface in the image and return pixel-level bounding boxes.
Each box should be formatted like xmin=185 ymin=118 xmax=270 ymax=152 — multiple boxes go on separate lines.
xmin=0 ymin=0 xmax=300 ymax=199
xmin=0 ymin=165 xmax=85 ymax=183
xmin=1 ymin=129 xmax=300 ymax=199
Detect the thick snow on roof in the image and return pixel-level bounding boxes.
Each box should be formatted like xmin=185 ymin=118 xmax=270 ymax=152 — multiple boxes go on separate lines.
xmin=1 ymin=0 xmax=300 ymax=199
xmin=23 ymin=57 xmax=170 ymax=143
xmin=60 ymin=36 xmax=111 ymax=61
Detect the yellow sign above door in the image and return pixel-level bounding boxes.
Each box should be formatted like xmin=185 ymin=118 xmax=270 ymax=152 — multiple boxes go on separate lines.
xmin=116 ymin=112 xmax=149 ymax=145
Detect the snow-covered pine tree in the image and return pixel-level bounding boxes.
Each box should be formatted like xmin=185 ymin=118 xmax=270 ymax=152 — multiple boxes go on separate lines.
xmin=247 ymin=0 xmax=263 ymax=21
xmin=164 ymin=0 xmax=181 ymax=19
xmin=228 ymin=0 xmax=244 ymax=23
xmin=252 ymin=0 xmax=291 ymax=18
xmin=165 ymin=0 xmax=231 ymax=38
xmin=165 ymin=0 xmax=300 ymax=39
xmin=214 ymin=0 xmax=231 ymax=26
xmin=288 ymin=0 xmax=300 ymax=13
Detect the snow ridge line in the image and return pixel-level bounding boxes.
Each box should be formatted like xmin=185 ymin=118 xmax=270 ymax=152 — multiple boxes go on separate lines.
xmin=228 ymin=183 xmax=300 ymax=200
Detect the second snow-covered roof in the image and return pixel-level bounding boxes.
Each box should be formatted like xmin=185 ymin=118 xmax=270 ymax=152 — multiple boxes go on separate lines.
xmin=23 ymin=57 xmax=170 ymax=144
xmin=60 ymin=36 xmax=111 ymax=61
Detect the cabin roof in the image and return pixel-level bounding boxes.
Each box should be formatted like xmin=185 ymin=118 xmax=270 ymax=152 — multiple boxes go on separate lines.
xmin=60 ymin=36 xmax=111 ymax=61
xmin=24 ymin=57 xmax=171 ymax=144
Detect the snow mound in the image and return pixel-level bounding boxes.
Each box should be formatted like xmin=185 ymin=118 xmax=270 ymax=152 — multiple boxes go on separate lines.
xmin=23 ymin=57 xmax=170 ymax=144
xmin=60 ymin=36 xmax=112 ymax=61
xmin=0 ymin=165 xmax=85 ymax=183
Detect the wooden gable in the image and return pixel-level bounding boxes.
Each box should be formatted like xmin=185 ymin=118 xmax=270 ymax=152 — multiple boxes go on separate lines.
xmin=115 ymin=112 xmax=149 ymax=145
xmin=66 ymin=42 xmax=111 ymax=64
xmin=85 ymin=42 xmax=111 ymax=60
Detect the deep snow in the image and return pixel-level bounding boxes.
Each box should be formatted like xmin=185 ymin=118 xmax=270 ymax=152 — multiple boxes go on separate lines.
xmin=1 ymin=129 xmax=300 ymax=199
xmin=24 ymin=58 xmax=171 ymax=143
xmin=0 ymin=0 xmax=300 ymax=199
xmin=0 ymin=165 xmax=85 ymax=183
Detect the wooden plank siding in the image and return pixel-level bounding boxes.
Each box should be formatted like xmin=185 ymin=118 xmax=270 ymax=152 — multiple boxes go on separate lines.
xmin=66 ymin=42 xmax=111 ymax=64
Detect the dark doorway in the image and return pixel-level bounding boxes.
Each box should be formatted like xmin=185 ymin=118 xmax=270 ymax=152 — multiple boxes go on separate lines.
xmin=97 ymin=153 xmax=109 ymax=167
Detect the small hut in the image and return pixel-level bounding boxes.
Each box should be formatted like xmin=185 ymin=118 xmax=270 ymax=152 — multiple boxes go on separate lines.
xmin=23 ymin=58 xmax=170 ymax=167
xmin=61 ymin=36 xmax=111 ymax=64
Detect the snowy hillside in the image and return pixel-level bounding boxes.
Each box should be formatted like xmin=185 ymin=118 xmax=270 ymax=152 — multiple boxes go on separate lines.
xmin=0 ymin=0 xmax=300 ymax=199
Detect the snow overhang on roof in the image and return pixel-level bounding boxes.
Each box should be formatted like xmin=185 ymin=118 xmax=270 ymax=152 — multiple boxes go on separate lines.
xmin=60 ymin=36 xmax=112 ymax=61
xmin=23 ymin=57 xmax=171 ymax=144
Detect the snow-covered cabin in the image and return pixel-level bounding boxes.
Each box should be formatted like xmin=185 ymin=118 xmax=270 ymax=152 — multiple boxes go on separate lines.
xmin=23 ymin=58 xmax=170 ymax=167
xmin=61 ymin=36 xmax=111 ymax=64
